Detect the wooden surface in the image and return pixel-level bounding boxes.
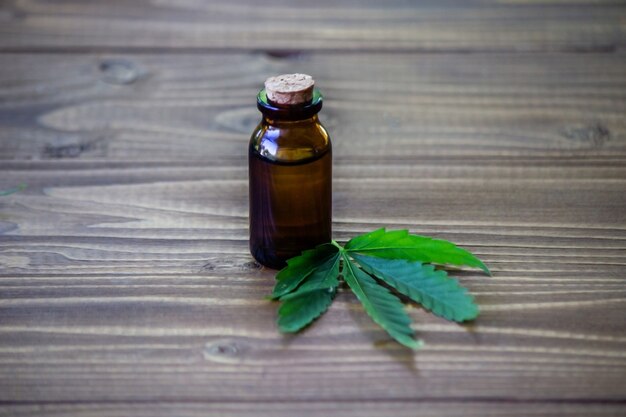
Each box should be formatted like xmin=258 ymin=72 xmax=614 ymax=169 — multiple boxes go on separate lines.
xmin=1 ymin=0 xmax=625 ymax=52
xmin=1 ymin=1 xmax=626 ymax=416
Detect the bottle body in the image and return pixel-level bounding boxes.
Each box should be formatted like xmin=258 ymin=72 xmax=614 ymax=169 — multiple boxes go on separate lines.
xmin=249 ymin=92 xmax=332 ymax=269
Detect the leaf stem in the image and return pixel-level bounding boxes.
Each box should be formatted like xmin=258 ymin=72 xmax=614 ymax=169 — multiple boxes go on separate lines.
xmin=330 ymin=239 xmax=344 ymax=252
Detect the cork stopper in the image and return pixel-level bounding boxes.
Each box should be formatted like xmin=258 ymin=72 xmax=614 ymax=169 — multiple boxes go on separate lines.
xmin=264 ymin=73 xmax=315 ymax=106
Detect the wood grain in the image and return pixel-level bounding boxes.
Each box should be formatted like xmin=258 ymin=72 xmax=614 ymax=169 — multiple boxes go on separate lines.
xmin=1 ymin=402 xmax=626 ymax=417
xmin=1 ymin=53 xmax=626 ymax=414
xmin=0 ymin=0 xmax=625 ymax=52
xmin=1 ymin=5 xmax=626 ymax=413
xmin=1 ymin=53 xmax=625 ymax=162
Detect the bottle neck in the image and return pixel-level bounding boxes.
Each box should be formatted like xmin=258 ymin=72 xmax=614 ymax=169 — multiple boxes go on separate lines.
xmin=263 ymin=114 xmax=319 ymax=126
xmin=257 ymin=88 xmax=323 ymax=121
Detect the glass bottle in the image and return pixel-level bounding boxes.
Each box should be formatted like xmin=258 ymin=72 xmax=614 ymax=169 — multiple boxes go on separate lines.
xmin=249 ymin=77 xmax=332 ymax=269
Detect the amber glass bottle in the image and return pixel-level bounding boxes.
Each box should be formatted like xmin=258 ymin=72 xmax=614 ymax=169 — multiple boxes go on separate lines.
xmin=249 ymin=78 xmax=332 ymax=269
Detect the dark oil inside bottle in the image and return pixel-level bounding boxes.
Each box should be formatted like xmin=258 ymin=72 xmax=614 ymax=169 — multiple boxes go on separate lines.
xmin=249 ymin=87 xmax=332 ymax=269
xmin=249 ymin=146 xmax=332 ymax=269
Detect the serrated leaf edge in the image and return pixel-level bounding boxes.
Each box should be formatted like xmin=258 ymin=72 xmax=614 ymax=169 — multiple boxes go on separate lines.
xmin=346 ymin=228 xmax=491 ymax=275
xmin=278 ymin=288 xmax=336 ymax=333
xmin=342 ymin=253 xmax=422 ymax=350
xmin=352 ymin=254 xmax=479 ymax=322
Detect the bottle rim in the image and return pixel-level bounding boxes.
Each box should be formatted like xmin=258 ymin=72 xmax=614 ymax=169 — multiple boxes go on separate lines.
xmin=257 ymin=88 xmax=323 ymax=120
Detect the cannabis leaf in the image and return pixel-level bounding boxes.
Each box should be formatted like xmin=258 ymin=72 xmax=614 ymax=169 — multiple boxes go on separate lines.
xmin=278 ymin=287 xmax=336 ymax=333
xmin=277 ymin=251 xmax=340 ymax=332
xmin=351 ymin=254 xmax=478 ymax=322
xmin=272 ymin=243 xmax=338 ymax=299
xmin=345 ymin=228 xmax=490 ymax=275
xmin=271 ymin=229 xmax=490 ymax=349
xmin=342 ymin=252 xmax=422 ymax=349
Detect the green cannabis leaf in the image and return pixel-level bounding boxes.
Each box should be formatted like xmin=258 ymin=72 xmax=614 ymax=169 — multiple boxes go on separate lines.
xmin=342 ymin=252 xmax=422 ymax=349
xmin=271 ymin=228 xmax=491 ymax=349
xmin=272 ymin=243 xmax=339 ymax=299
xmin=276 ymin=246 xmax=341 ymax=332
xmin=345 ymin=228 xmax=490 ymax=275
xmin=352 ymin=254 xmax=478 ymax=322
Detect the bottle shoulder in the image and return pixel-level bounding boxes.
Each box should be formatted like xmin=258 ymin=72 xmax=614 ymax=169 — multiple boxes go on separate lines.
xmin=249 ymin=120 xmax=331 ymax=163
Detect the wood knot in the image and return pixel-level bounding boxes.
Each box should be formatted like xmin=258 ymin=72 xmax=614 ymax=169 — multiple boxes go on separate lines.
xmin=203 ymin=338 xmax=249 ymax=363
xmin=42 ymin=136 xmax=105 ymax=159
xmin=99 ymin=59 xmax=141 ymax=85
xmin=561 ymin=122 xmax=611 ymax=148
xmin=241 ymin=261 xmax=262 ymax=271
xmin=264 ymin=50 xmax=302 ymax=59
xmin=201 ymin=259 xmax=262 ymax=273
xmin=43 ymin=142 xmax=91 ymax=158
xmin=214 ymin=108 xmax=260 ymax=134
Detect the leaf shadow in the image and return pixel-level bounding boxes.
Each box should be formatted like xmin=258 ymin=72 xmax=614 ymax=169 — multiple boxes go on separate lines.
xmin=342 ymin=264 xmax=485 ymax=373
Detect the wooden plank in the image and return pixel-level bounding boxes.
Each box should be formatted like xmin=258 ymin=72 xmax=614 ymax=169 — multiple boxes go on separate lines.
xmin=1 ymin=160 xmax=626 ymax=404
xmin=1 ymin=53 xmax=625 ymax=162
xmin=1 ymin=402 xmax=626 ymax=417
xmin=1 ymin=52 xmax=626 ymax=413
xmin=0 ymin=0 xmax=624 ymax=52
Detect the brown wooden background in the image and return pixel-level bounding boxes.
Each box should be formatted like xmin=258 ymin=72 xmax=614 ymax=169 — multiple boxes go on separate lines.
xmin=1 ymin=1 xmax=626 ymax=416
